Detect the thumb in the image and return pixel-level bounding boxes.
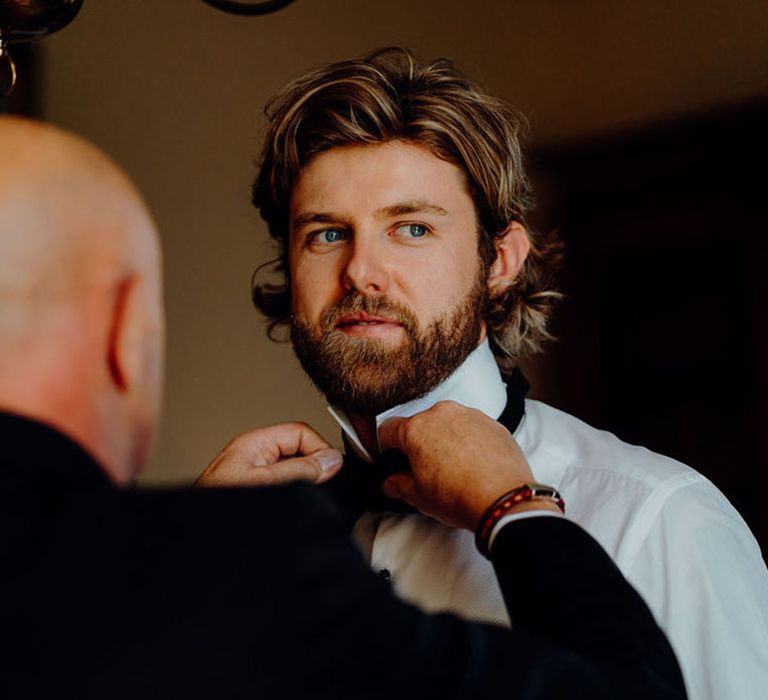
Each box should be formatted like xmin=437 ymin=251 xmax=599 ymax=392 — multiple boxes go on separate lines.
xmin=378 ymin=416 xmax=408 ymax=452
xmin=307 ymin=448 xmax=345 ymax=483
xmin=254 ymin=448 xmax=343 ymax=486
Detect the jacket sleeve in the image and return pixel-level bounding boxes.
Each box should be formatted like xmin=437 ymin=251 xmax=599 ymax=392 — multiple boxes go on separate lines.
xmin=488 ymin=516 xmax=687 ymax=699
xmin=275 ymin=485 xmax=687 ymax=700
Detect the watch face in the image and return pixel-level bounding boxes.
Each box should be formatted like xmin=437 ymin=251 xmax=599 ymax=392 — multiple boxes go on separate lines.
xmin=527 ymin=484 xmax=566 ymax=513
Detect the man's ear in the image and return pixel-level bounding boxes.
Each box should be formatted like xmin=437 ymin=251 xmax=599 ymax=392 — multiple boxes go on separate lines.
xmin=487 ymin=222 xmax=530 ymax=294
xmin=107 ymin=277 xmax=143 ymax=393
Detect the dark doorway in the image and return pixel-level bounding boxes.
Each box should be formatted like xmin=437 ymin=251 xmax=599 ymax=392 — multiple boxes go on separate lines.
xmin=529 ymin=100 xmax=768 ymax=555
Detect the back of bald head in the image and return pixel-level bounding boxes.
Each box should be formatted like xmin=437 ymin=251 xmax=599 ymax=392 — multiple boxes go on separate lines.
xmin=0 ymin=116 xmax=158 ymax=300
xmin=0 ymin=117 xmax=164 ymax=483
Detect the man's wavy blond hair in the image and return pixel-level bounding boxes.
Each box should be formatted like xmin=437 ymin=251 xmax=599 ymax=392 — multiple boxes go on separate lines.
xmin=252 ymin=47 xmax=562 ymax=373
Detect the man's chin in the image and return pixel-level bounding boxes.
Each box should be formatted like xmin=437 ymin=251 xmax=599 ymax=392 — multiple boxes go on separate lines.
xmin=315 ymin=350 xmax=423 ymax=414
xmin=323 ymin=332 xmax=409 ymax=364
xmin=325 ymin=377 xmax=422 ymax=416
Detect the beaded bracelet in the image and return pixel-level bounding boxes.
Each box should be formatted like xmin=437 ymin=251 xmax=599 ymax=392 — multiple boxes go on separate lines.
xmin=475 ymin=482 xmax=565 ymax=559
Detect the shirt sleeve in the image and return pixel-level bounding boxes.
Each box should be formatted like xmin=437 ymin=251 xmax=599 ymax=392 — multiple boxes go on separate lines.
xmin=625 ymin=478 xmax=768 ymax=700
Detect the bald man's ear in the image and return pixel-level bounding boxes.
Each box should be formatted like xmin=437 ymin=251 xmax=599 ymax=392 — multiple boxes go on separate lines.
xmin=487 ymin=222 xmax=530 ymax=294
xmin=107 ymin=278 xmax=144 ymax=393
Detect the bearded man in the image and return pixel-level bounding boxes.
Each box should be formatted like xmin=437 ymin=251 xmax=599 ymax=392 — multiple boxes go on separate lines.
xmin=249 ymin=48 xmax=768 ymax=700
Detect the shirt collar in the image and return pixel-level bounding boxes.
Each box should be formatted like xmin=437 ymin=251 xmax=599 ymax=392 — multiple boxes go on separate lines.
xmin=327 ymin=337 xmax=507 ymax=462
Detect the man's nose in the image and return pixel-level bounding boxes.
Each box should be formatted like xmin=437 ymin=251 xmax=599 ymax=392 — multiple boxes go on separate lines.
xmin=341 ymin=235 xmax=389 ymax=294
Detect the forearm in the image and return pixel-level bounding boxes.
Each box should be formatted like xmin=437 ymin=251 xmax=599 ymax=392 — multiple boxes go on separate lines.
xmin=488 ymin=517 xmax=687 ymax=699
xmin=281 ymin=491 xmax=685 ymax=699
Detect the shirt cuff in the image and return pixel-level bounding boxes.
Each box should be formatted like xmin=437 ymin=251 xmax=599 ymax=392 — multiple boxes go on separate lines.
xmin=488 ymin=510 xmax=565 ymax=552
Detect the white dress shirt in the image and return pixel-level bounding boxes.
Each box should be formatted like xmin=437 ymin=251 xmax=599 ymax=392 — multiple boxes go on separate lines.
xmin=329 ymin=339 xmax=768 ymax=700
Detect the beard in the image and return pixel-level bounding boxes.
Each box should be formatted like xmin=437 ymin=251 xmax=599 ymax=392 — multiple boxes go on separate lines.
xmin=290 ymin=273 xmax=487 ymax=416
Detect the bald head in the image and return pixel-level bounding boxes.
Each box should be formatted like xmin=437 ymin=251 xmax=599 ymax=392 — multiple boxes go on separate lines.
xmin=0 ymin=117 xmax=164 ymax=484
xmin=0 ymin=117 xmax=156 ymax=295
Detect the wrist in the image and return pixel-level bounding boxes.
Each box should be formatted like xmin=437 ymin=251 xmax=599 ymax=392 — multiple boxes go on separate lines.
xmin=474 ymin=482 xmax=566 ymax=558
xmin=497 ymin=500 xmax=563 ymax=516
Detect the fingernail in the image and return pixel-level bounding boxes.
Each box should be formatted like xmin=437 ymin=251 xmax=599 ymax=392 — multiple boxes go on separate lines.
xmin=315 ymin=448 xmax=343 ymax=473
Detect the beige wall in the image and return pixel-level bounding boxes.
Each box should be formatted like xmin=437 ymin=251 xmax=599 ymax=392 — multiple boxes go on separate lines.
xmin=39 ymin=0 xmax=768 ymax=483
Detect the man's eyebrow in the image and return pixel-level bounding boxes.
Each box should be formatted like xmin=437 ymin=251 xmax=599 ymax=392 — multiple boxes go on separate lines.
xmin=292 ymin=212 xmax=349 ymax=230
xmin=292 ymin=202 xmax=448 ymax=230
xmin=377 ymin=201 xmax=449 ymax=218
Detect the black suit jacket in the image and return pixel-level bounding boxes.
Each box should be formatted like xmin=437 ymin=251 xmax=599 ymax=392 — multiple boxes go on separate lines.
xmin=0 ymin=413 xmax=686 ymax=699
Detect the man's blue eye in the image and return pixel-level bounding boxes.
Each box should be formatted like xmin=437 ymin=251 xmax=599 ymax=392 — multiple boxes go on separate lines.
xmin=319 ymin=229 xmax=345 ymax=243
xmin=400 ymin=223 xmax=427 ymax=237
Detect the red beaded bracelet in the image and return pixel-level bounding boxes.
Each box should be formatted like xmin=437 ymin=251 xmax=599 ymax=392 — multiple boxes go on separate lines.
xmin=475 ymin=482 xmax=565 ymax=558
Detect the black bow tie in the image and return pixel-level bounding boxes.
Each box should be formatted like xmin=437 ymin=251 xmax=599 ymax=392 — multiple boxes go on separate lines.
xmin=320 ymin=368 xmax=529 ymax=529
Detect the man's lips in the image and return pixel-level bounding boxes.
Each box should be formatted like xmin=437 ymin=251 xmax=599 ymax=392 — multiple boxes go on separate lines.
xmin=334 ymin=312 xmax=404 ymax=332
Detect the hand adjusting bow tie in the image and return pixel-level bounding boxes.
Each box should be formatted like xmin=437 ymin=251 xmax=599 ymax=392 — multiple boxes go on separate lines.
xmin=320 ymin=368 xmax=529 ymax=530
xmin=321 ymin=443 xmax=417 ymax=528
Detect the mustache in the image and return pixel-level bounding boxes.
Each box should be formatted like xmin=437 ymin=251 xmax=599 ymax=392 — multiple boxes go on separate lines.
xmin=319 ymin=294 xmax=418 ymax=334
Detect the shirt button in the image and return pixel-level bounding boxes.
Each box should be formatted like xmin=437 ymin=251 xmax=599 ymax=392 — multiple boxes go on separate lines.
xmin=378 ymin=568 xmax=391 ymax=582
